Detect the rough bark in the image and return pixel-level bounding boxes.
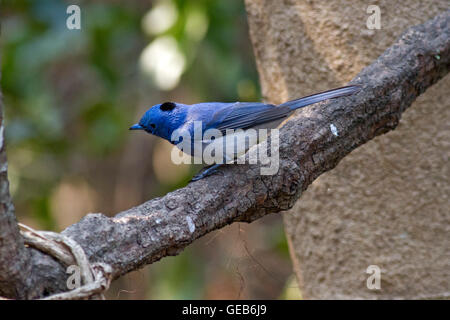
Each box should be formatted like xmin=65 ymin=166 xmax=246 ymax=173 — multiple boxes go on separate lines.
xmin=245 ymin=0 xmax=450 ymax=299
xmin=0 ymin=86 xmax=32 ymax=298
xmin=0 ymin=10 xmax=449 ymax=298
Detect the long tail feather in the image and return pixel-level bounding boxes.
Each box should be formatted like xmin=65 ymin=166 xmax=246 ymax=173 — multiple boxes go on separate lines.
xmin=278 ymin=85 xmax=361 ymax=110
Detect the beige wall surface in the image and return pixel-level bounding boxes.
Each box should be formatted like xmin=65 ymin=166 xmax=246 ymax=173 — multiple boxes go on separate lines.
xmin=245 ymin=0 xmax=449 ymax=299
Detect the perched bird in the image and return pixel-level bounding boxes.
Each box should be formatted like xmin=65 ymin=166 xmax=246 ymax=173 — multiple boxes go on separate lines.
xmin=130 ymin=85 xmax=360 ymax=180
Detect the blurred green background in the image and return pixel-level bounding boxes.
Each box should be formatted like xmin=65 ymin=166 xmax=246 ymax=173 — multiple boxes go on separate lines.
xmin=1 ymin=0 xmax=299 ymax=299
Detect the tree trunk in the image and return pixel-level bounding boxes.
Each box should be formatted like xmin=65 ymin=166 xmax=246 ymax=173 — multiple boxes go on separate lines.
xmin=0 ymin=81 xmax=33 ymax=299
xmin=245 ymin=0 xmax=449 ymax=299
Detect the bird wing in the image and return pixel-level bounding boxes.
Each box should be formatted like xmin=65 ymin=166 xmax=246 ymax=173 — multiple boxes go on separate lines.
xmin=206 ymin=102 xmax=292 ymax=135
xmin=194 ymin=85 xmax=361 ymax=137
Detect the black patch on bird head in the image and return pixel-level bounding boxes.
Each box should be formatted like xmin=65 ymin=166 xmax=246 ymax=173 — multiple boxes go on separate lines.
xmin=160 ymin=102 xmax=176 ymax=111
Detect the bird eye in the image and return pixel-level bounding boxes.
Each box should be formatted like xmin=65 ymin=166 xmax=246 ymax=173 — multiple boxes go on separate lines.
xmin=160 ymin=102 xmax=176 ymax=111
xmin=150 ymin=124 xmax=156 ymax=129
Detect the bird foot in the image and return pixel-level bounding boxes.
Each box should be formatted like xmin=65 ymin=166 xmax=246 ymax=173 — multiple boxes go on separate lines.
xmin=191 ymin=164 xmax=224 ymax=181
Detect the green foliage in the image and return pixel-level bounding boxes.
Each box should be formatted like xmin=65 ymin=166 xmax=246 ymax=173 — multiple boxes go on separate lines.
xmin=149 ymin=249 xmax=206 ymax=299
xmin=2 ymin=0 xmax=290 ymax=299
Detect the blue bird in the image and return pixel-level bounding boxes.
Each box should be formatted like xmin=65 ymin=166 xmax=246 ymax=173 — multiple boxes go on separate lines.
xmin=130 ymin=85 xmax=360 ymax=181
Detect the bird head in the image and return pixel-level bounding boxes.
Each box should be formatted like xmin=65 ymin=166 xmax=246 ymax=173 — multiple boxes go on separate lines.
xmin=130 ymin=101 xmax=182 ymax=141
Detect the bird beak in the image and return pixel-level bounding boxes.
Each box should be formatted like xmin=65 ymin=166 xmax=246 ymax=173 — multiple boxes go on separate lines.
xmin=129 ymin=124 xmax=144 ymax=130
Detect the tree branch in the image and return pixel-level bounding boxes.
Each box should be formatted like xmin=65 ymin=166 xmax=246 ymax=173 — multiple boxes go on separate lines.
xmin=2 ymin=11 xmax=449 ymax=298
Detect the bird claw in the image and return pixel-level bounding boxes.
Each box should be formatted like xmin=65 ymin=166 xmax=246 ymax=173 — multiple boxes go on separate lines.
xmin=190 ymin=164 xmax=224 ymax=182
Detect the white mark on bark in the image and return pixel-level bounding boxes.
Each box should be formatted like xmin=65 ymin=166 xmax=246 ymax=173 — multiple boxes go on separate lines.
xmin=330 ymin=124 xmax=339 ymax=136
xmin=186 ymin=216 xmax=195 ymax=233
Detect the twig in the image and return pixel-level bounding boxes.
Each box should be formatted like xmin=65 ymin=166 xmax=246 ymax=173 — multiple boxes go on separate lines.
xmin=18 ymin=223 xmax=112 ymax=300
